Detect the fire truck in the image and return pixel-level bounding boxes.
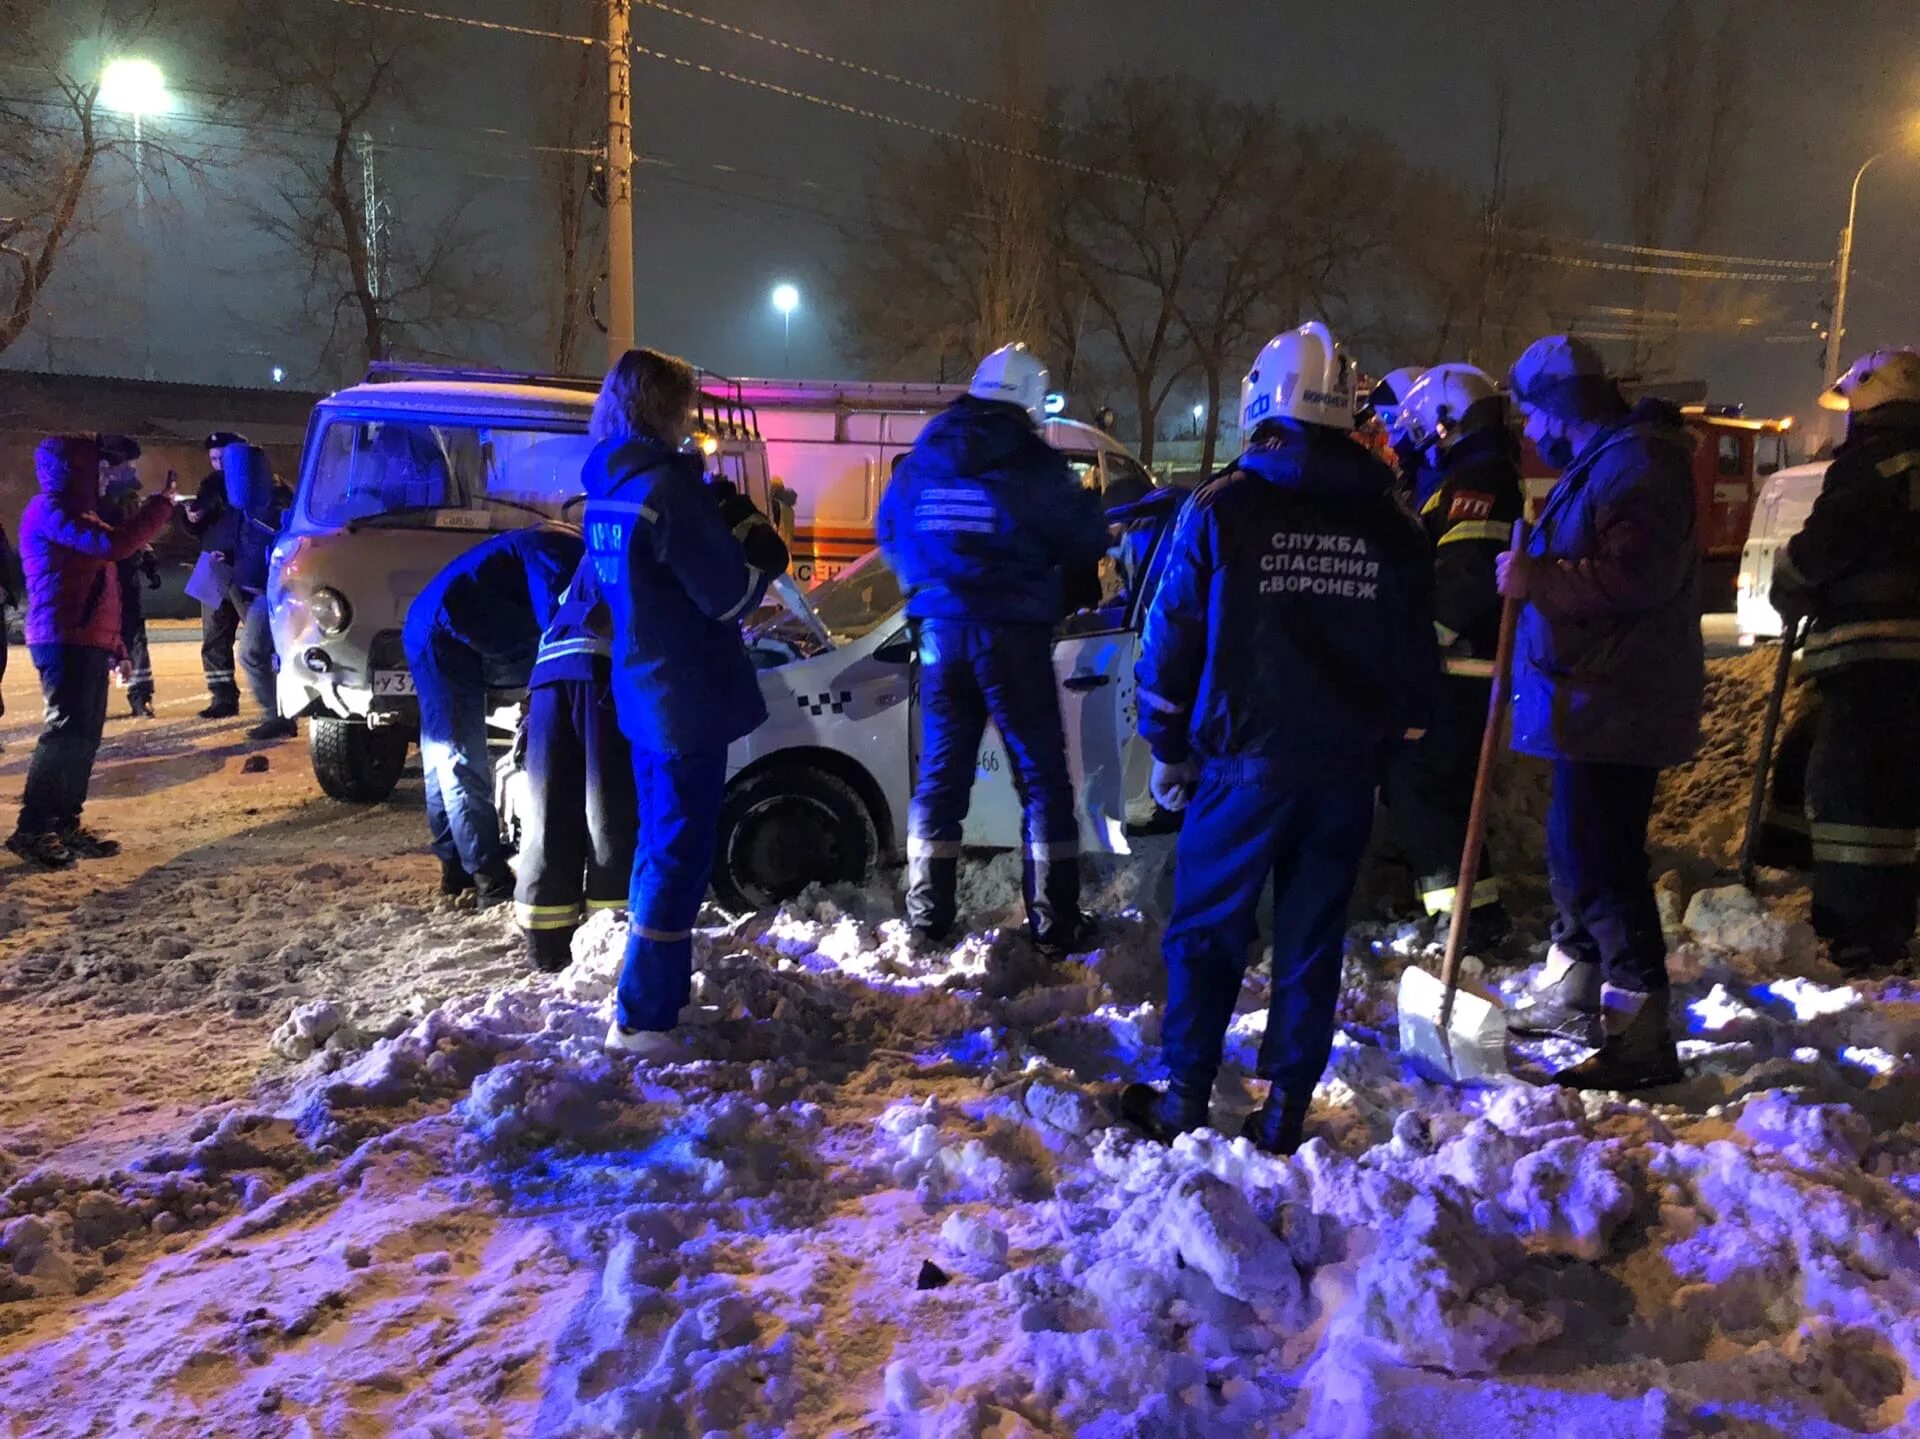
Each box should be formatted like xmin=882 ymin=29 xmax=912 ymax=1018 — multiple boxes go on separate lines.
xmin=1521 ymin=403 xmax=1796 ymax=609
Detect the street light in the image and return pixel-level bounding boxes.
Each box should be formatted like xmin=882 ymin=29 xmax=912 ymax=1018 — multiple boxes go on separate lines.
xmin=1825 ymin=119 xmax=1920 ymax=419
xmin=771 ymin=282 xmax=799 ymax=375
xmin=100 ymin=59 xmax=171 ymax=381
xmin=1190 ymin=402 xmax=1204 ymax=438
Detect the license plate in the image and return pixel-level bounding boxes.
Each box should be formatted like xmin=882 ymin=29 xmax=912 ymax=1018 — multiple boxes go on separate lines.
xmin=372 ymin=670 xmax=416 ymax=697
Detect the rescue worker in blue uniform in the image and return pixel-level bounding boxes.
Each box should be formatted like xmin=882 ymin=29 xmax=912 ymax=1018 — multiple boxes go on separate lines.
xmin=1768 ymin=348 xmax=1920 ymax=972
xmin=583 ymin=347 xmax=789 ymax=1059
xmin=222 ymin=442 xmax=298 ymax=741
xmin=1500 ymin=335 xmax=1703 ymax=1090
xmin=403 ymin=522 xmax=583 ymax=908
xmin=876 ymin=343 xmax=1110 ymax=953
xmin=1121 ymin=322 xmax=1439 ymax=1156
xmin=1382 ymin=364 xmax=1524 ymax=946
xmin=512 ymin=559 xmax=636 ymax=973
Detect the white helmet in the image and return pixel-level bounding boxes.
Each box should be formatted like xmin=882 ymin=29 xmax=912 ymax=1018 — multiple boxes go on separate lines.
xmin=1239 ymin=321 xmax=1356 ymax=432
xmin=969 ymin=342 xmax=1050 ymax=424
xmin=1399 ymin=363 xmax=1500 ymax=453
xmin=1820 ymin=348 xmax=1920 ymax=414
xmin=1369 ymin=366 xmax=1426 ymax=440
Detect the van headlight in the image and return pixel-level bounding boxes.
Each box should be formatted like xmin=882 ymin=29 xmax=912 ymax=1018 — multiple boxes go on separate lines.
xmin=311 ymin=587 xmax=352 ymax=636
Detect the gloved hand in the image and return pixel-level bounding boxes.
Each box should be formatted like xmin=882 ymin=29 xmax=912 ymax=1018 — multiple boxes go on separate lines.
xmin=1494 ymin=549 xmax=1531 ymax=600
xmin=1150 ymin=756 xmax=1200 ymax=813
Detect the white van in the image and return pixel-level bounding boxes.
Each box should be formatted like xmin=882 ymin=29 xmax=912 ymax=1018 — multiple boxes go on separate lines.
xmin=726 ymin=379 xmax=1162 ymax=586
xmin=269 ymin=364 xmax=771 ymax=802
xmin=1734 ymin=460 xmax=1827 ymax=643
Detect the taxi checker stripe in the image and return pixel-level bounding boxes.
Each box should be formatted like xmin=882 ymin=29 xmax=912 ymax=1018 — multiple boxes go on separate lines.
xmin=1438 ymin=520 xmax=1512 ymax=547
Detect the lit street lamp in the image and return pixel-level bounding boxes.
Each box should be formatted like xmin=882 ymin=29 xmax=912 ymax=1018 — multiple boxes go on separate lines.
xmin=1190 ymin=401 xmax=1204 ymax=438
xmin=100 ymin=58 xmax=171 ymax=381
xmin=771 ymin=282 xmax=799 ymax=376
xmin=1825 ymin=120 xmax=1920 ymax=429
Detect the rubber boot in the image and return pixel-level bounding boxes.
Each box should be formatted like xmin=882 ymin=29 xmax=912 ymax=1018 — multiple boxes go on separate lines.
xmin=1118 ymin=1077 xmax=1210 ymax=1144
xmin=473 ymin=867 xmax=515 ymax=911
xmin=906 ymin=853 xmax=959 ymax=942
xmin=1507 ymin=945 xmax=1602 ymax=1043
xmin=1553 ymin=986 xmax=1684 ymax=1091
xmin=523 ymin=926 xmax=575 ymax=974
xmin=1239 ymin=1091 xmax=1310 ymax=1156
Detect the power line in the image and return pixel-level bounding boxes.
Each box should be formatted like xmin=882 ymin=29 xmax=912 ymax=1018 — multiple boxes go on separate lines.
xmin=634 ymin=0 xmax=1075 ymax=134
xmin=319 ymin=0 xmax=597 ymax=45
xmin=626 ymin=37 xmax=1133 ymax=185
xmin=1498 ymin=247 xmax=1830 ymax=285
xmin=1506 ymin=225 xmax=1829 ymax=273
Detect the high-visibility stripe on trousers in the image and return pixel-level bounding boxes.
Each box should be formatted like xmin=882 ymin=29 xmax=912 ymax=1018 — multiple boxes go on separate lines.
xmin=905 ymin=620 xmax=1081 ymax=945
xmin=1804 ymin=668 xmax=1920 ymax=955
xmin=514 ymin=673 xmax=637 ymax=941
xmin=615 ymin=747 xmax=729 ymax=1032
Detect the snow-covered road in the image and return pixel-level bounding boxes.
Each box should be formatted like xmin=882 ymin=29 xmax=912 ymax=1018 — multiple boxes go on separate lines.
xmin=2 ymin=646 xmax=1918 ymax=1437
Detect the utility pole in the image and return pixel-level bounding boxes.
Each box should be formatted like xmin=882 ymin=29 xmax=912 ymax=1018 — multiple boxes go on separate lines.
xmin=605 ymin=0 xmax=636 ymax=364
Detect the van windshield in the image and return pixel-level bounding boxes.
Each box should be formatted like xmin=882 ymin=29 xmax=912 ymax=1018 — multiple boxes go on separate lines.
xmin=805 ymin=548 xmax=903 ymax=640
xmin=302 ymin=417 xmax=597 ymax=528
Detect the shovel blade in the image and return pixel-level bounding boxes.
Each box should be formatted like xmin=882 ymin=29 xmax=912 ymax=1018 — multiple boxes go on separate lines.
xmin=1397 ymin=964 xmax=1513 ymax=1085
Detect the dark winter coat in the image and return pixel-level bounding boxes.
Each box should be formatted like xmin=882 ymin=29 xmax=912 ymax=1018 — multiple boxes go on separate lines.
xmin=403 ymin=524 xmax=584 ymax=688
xmin=18 ymin=436 xmax=174 ymax=653
xmin=528 ymin=557 xmax=610 ymax=689
xmin=180 ymin=471 xmax=238 ymax=556
xmin=582 ymin=432 xmax=789 ymax=755
xmin=0 ymin=518 xmax=23 ymax=607
xmin=877 ymin=397 xmax=1109 ymax=626
xmin=223 ymin=446 xmax=284 ymax=597
xmin=1136 ymin=427 xmax=1440 ymax=781
xmin=1510 ymin=397 xmax=1703 ymax=767
xmin=1418 ymin=424 xmax=1526 ymax=668
xmin=1772 ymin=402 xmax=1920 ymax=678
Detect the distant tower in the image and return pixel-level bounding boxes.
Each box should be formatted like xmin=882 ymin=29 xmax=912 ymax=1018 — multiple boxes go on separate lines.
xmin=358 ymin=131 xmax=392 ymax=340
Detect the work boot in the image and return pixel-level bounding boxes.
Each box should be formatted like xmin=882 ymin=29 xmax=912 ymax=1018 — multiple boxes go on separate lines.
xmin=60 ymin=825 xmax=122 ymax=860
xmin=438 ymin=857 xmax=475 ymax=897
xmin=1239 ymin=1090 xmax=1311 ymax=1156
xmin=5 ymin=830 xmax=75 ymax=870
xmin=1553 ymin=986 xmax=1684 ymax=1091
xmin=247 ymin=716 xmax=299 ymax=742
xmin=1034 ymin=911 xmax=1098 ymax=959
xmin=473 ymin=868 xmax=515 ymax=912
xmin=1118 ymin=1077 xmax=1210 ymax=1144
xmin=199 ymin=699 xmax=240 ymax=720
xmin=523 ymin=927 xmax=575 ymax=974
xmin=1507 ymin=945 xmax=1603 ymax=1043
xmin=130 ymin=697 xmax=156 ymax=720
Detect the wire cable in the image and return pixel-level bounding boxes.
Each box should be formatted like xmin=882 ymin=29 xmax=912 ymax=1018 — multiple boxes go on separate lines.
xmin=634 ymin=0 xmax=1075 ymax=133
xmin=1504 ymin=225 xmax=1829 ymax=272
xmin=1496 ymin=247 xmax=1830 ymax=285
xmin=319 ymin=0 xmax=596 ymax=45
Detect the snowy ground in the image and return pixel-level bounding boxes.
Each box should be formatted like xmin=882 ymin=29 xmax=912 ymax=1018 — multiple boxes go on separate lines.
xmin=3 ymin=646 xmax=1920 ymax=1438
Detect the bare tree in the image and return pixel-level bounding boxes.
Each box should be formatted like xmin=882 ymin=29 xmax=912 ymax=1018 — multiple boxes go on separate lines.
xmin=533 ymin=0 xmax=606 ymax=373
xmin=0 ymin=0 xmax=204 ymax=359
xmin=222 ymin=1 xmax=503 ymax=373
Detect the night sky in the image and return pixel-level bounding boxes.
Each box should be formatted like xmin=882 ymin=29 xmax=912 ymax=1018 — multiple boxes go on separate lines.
xmin=12 ymin=0 xmax=1920 ymax=432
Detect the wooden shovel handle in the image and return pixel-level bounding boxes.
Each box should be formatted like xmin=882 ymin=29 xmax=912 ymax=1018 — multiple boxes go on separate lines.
xmin=1437 ymin=519 xmax=1529 ymax=1031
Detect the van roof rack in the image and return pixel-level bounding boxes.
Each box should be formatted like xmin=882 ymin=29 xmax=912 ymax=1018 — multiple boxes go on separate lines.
xmin=696 ymin=369 xmax=761 ymax=441
xmin=362 ymin=360 xmax=602 ymax=394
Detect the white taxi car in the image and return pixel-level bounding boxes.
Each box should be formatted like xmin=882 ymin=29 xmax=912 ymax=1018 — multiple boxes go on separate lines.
xmin=501 ymin=491 xmax=1183 ymax=910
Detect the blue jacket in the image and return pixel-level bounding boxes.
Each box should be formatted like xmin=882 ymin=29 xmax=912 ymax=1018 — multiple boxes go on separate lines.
xmin=582 ymin=433 xmax=786 ymax=755
xmin=528 ymin=558 xmax=610 ymax=689
xmin=224 ymin=446 xmax=283 ymax=597
xmin=877 ymin=397 xmax=1109 ymax=625
xmin=1511 ymin=398 xmax=1702 ymax=767
xmin=1137 ymin=427 xmax=1439 ymax=780
xmin=402 ymin=524 xmax=584 ymax=684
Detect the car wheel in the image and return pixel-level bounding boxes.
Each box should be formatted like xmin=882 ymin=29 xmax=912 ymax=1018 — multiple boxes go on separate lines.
xmin=713 ymin=763 xmax=876 ymax=911
xmin=310 ymin=716 xmax=410 ymax=802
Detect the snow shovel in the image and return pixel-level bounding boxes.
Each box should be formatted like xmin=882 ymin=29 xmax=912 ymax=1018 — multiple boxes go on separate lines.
xmin=1397 ymin=520 xmax=1527 ymax=1085
xmin=1737 ymin=615 xmax=1805 ymax=888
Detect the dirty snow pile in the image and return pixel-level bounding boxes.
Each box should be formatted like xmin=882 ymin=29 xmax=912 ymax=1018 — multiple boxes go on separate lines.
xmin=2 ymin=828 xmax=1919 ymax=1438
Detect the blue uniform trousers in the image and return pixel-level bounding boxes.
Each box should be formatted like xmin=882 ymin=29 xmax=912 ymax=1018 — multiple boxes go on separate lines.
xmin=906 ymin=619 xmax=1080 ymax=944
xmin=410 ymin=630 xmax=508 ymax=881
xmin=616 ymin=747 xmax=729 ymax=1031
xmin=1160 ymin=767 xmax=1375 ymax=1097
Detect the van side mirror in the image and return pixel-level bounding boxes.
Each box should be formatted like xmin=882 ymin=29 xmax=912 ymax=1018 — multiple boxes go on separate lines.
xmin=873 ymin=628 xmax=914 ymax=665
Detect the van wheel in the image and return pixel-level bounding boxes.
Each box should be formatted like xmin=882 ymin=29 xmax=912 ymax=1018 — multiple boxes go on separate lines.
xmin=713 ymin=764 xmax=876 ymax=911
xmin=310 ymin=717 xmax=410 ymax=802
